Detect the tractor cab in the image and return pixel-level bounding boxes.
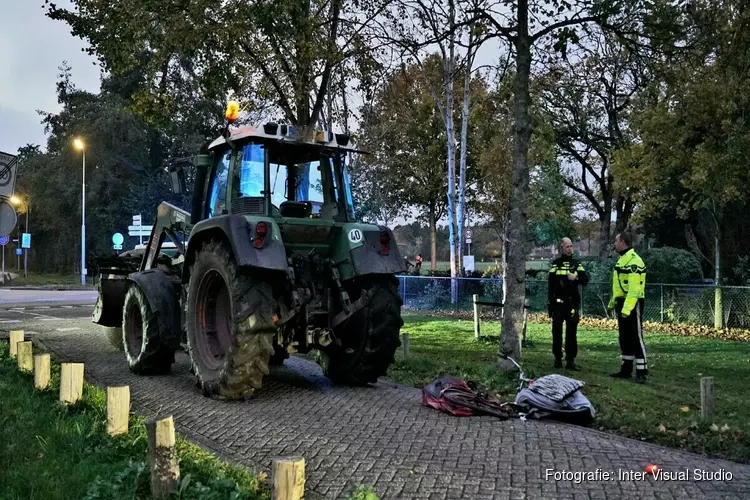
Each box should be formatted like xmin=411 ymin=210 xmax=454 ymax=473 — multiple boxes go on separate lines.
xmin=197 ymin=123 xmax=359 ymax=224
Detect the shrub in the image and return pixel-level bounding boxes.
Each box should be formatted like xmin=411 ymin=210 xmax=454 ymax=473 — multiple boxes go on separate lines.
xmin=641 ymin=247 xmax=703 ymax=284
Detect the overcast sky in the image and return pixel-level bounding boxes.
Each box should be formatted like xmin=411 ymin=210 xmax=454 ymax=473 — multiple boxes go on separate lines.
xmin=0 ymin=0 xmax=101 ymax=156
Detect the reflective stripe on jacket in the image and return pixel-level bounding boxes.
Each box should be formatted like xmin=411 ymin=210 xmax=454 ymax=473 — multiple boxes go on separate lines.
xmin=608 ymin=248 xmax=646 ymax=317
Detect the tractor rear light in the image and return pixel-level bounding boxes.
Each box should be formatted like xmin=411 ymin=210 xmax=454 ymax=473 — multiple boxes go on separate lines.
xmin=380 ymin=231 xmax=390 ymax=255
xmin=254 ymin=237 xmax=264 ymax=248
xmin=256 ymin=222 xmax=268 ymax=238
xmin=379 ymin=231 xmax=390 ymax=246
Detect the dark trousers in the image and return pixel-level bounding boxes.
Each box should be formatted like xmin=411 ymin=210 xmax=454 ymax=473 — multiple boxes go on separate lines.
xmin=552 ymin=304 xmax=579 ymax=362
xmin=615 ymin=299 xmax=647 ymax=374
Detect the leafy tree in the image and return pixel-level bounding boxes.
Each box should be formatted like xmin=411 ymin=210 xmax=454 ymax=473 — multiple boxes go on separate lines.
xmin=358 ymin=55 xmax=490 ymax=271
xmin=46 ymin=0 xmax=387 ymax=135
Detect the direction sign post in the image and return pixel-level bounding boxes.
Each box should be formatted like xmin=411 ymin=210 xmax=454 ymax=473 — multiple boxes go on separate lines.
xmin=465 ymin=228 xmax=473 ymax=255
xmin=133 ymin=214 xmax=143 ymax=245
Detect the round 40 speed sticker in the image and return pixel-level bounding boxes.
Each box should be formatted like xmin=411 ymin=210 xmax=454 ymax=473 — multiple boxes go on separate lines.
xmin=348 ymin=228 xmax=364 ymax=243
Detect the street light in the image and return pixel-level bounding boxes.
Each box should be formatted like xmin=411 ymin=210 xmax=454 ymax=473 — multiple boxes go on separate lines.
xmin=73 ymin=137 xmax=86 ymax=286
xmin=10 ymin=195 xmax=30 ymax=278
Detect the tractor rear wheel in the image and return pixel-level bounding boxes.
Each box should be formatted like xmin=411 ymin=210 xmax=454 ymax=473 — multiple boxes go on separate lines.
xmin=319 ymin=277 xmax=403 ymax=384
xmin=186 ymin=240 xmax=277 ymax=399
xmin=122 ymin=284 xmax=174 ymax=374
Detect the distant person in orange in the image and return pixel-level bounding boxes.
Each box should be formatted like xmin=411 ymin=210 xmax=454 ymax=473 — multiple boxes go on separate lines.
xmin=414 ymin=253 xmax=423 ymax=274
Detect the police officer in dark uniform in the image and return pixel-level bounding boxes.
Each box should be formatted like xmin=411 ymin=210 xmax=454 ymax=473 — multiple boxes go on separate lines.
xmin=548 ymin=237 xmax=589 ymax=370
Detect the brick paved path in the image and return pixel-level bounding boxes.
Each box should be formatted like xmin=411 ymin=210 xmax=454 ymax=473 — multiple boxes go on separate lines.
xmin=3 ymin=305 xmax=750 ymax=499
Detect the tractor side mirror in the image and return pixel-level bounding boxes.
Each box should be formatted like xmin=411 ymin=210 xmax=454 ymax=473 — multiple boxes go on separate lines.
xmin=169 ymin=165 xmax=187 ymax=195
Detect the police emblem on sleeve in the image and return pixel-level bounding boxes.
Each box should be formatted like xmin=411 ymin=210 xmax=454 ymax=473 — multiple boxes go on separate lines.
xmin=631 ymin=264 xmax=638 ymax=273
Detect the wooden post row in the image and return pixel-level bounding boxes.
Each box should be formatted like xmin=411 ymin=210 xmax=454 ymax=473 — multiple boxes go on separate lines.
xmin=34 ymin=354 xmax=51 ymax=389
xmin=402 ymin=333 xmax=409 ymax=359
xmin=60 ymin=362 xmax=84 ymax=404
xmin=473 ymin=294 xmax=480 ymax=340
xmin=16 ymin=341 xmax=33 ymax=372
xmin=146 ymin=415 xmax=180 ymax=499
xmin=9 ymin=330 xmax=24 ymax=358
xmin=701 ymin=376 xmax=715 ymax=423
xmin=273 ymin=456 xmax=305 ymax=500
xmin=107 ymin=386 xmax=130 ymax=436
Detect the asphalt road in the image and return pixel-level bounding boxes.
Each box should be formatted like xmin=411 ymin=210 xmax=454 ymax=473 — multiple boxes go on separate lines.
xmin=0 ymin=288 xmax=98 ymax=307
xmin=2 ymin=291 xmax=750 ymax=499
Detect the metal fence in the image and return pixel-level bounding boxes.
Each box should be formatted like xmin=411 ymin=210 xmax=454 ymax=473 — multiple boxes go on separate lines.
xmin=396 ymin=275 xmax=750 ymax=329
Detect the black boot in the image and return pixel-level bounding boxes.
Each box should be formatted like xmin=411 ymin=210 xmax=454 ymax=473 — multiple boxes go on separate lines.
xmin=554 ymin=358 xmax=563 ymax=368
xmin=565 ymin=360 xmax=581 ymax=371
xmin=635 ymin=369 xmax=648 ymax=384
xmin=610 ymin=360 xmax=633 ymax=378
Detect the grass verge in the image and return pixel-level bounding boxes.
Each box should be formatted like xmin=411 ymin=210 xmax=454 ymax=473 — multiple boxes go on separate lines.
xmin=0 ymin=272 xmax=91 ymax=288
xmin=0 ymin=341 xmax=269 ymax=500
xmin=391 ymin=313 xmax=750 ymax=463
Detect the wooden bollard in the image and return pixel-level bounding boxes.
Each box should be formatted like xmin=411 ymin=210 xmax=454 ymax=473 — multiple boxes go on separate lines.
xmin=9 ymin=330 xmax=24 ymax=358
xmin=272 ymin=456 xmax=305 ymax=500
xmin=402 ymin=333 xmax=409 ymax=358
xmin=701 ymin=376 xmax=715 ymax=423
xmin=34 ymin=354 xmax=51 ymax=389
xmin=146 ymin=415 xmax=180 ymax=499
xmin=107 ymin=386 xmax=131 ymax=436
xmin=473 ymin=294 xmax=480 ymax=339
xmin=16 ymin=341 xmax=33 ymax=372
xmin=59 ymin=363 xmax=84 ymax=404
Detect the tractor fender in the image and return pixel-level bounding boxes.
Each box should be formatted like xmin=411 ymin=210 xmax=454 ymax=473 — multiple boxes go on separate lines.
xmin=128 ymin=269 xmax=182 ymax=350
xmin=184 ymin=215 xmax=288 ymax=281
xmin=346 ymin=226 xmax=407 ymax=279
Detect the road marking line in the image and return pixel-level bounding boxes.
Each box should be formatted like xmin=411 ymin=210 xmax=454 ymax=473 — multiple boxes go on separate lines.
xmin=0 ymin=320 xmax=22 ymax=323
xmin=34 ymin=306 xmax=51 ymax=309
xmin=41 ymin=318 xmax=61 ymax=321
xmin=61 ymin=306 xmax=73 ymax=309
xmin=55 ymin=327 xmax=81 ymax=332
xmin=10 ymin=307 xmax=25 ymax=310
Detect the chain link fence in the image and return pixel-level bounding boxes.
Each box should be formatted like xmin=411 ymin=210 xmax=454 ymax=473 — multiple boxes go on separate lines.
xmin=397 ymin=275 xmax=750 ymax=329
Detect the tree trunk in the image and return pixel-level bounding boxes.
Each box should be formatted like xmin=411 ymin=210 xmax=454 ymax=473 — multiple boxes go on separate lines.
xmin=457 ymin=30 xmax=475 ymax=278
xmin=430 ymin=204 xmax=438 ymax=273
xmin=615 ymin=193 xmax=634 ymax=234
xmin=498 ymin=0 xmax=532 ymax=371
xmin=445 ymin=0 xmax=458 ymax=303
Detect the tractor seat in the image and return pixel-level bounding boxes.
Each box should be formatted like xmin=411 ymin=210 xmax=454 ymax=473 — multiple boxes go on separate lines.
xmin=280 ymin=201 xmax=313 ymax=218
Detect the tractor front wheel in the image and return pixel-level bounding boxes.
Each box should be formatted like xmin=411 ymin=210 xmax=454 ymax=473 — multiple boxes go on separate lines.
xmin=186 ymin=240 xmax=277 ymax=399
xmin=319 ymin=277 xmax=403 ymax=385
xmin=122 ymin=284 xmax=174 ymax=374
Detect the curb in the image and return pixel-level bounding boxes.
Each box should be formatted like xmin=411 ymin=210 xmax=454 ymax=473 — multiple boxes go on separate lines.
xmin=1 ymin=287 xmax=96 ymax=291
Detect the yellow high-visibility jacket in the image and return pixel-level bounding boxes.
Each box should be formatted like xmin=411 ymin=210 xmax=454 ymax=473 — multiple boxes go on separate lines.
xmin=607 ymin=248 xmax=646 ymax=317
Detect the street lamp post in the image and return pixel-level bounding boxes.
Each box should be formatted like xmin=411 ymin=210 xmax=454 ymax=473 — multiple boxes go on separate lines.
xmin=74 ymin=138 xmax=86 ymax=286
xmin=11 ymin=196 xmax=31 ymax=278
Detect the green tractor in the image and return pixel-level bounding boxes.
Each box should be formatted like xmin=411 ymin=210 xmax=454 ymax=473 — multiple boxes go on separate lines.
xmin=92 ymin=114 xmax=406 ymax=399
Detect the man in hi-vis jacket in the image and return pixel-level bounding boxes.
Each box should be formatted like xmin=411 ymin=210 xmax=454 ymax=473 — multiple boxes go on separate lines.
xmin=608 ymin=231 xmax=648 ymax=384
xmin=548 ymin=237 xmax=589 ymax=370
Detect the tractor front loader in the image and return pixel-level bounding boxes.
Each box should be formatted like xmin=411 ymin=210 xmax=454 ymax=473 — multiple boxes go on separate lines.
xmin=93 ymin=110 xmax=407 ymax=400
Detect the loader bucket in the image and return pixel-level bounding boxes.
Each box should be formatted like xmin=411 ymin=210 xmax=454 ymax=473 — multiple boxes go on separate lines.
xmin=91 ymin=255 xmax=141 ymax=327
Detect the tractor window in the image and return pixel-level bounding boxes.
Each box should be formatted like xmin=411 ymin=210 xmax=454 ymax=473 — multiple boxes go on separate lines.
xmin=238 ymin=144 xmax=264 ymax=197
xmin=208 ymin=150 xmax=231 ymax=217
xmin=340 ymin=157 xmax=356 ymax=220
xmin=270 ymin=163 xmax=288 ymax=208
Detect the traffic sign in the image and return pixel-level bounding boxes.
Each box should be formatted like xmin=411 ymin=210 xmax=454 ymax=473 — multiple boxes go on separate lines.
xmin=114 ymin=244 xmax=123 ymax=250
xmin=21 ymin=233 xmax=30 ymax=249
xmin=112 ymin=232 xmax=124 ymax=245
xmin=15 ymin=248 xmax=22 ymax=256
xmin=0 ymin=235 xmax=8 ymax=246
xmin=465 ymin=228 xmax=472 ymax=244
xmin=133 ymin=214 xmax=142 ymax=225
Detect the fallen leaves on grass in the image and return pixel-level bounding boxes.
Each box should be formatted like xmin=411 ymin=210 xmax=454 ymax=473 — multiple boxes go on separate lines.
xmin=658 ymin=424 xmax=667 ymax=433
xmin=681 ymin=406 xmax=690 ymax=413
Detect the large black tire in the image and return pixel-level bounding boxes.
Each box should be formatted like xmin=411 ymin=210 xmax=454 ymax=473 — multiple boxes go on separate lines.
xmin=122 ymin=285 xmax=174 ymax=374
xmin=269 ymin=343 xmax=290 ymax=366
xmin=186 ymin=240 xmax=277 ymax=399
xmin=319 ymin=277 xmax=403 ymax=384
